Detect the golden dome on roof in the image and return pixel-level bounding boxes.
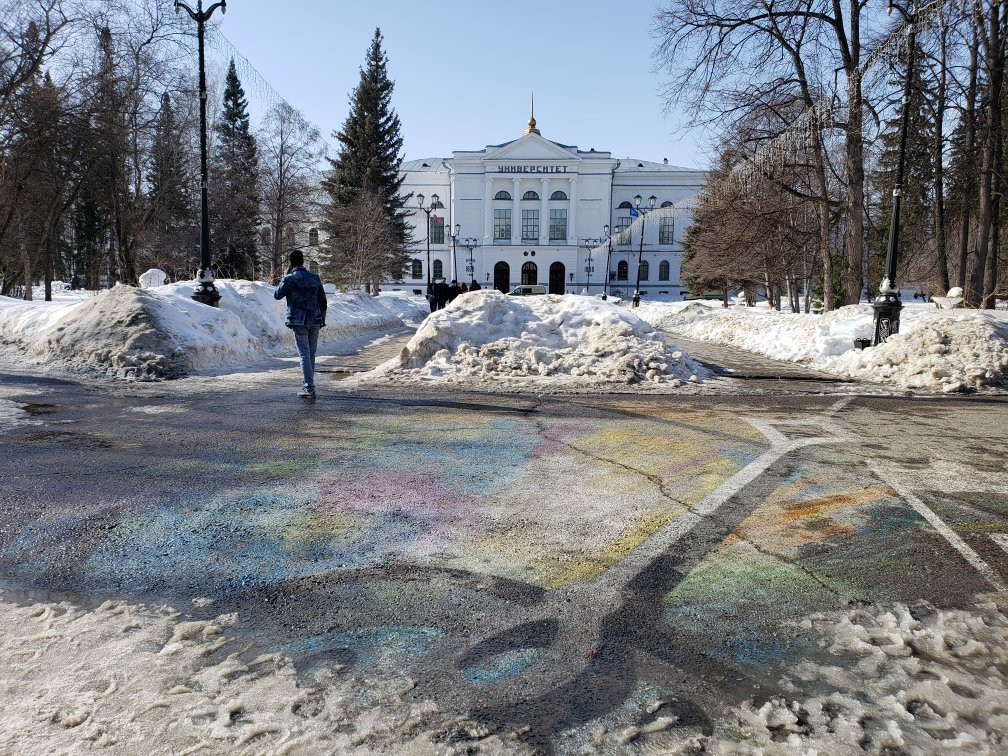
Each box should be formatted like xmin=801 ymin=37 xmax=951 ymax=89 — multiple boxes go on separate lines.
xmin=523 ymin=92 xmax=540 ymax=136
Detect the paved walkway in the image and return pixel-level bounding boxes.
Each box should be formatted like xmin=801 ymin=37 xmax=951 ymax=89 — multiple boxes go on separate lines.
xmin=316 ymin=329 xmax=415 ymax=377
xmin=665 ymin=334 xmax=848 ymax=382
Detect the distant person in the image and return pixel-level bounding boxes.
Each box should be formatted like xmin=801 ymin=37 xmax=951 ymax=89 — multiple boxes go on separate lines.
xmin=447 ymin=279 xmax=463 ymax=303
xmin=468 ymin=280 xmax=481 ymax=292
xmin=435 ymin=278 xmax=449 ymax=310
xmin=274 ymin=250 xmax=327 ymax=398
xmin=459 ymin=282 xmax=469 ymax=293
xmin=425 ymin=281 xmax=436 ymax=313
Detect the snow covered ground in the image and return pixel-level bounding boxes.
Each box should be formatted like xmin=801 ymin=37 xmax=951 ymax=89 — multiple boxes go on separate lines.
xmin=3 ymin=588 xmax=1004 ymax=754
xmin=355 ymin=290 xmax=708 ymax=392
xmin=639 ymin=300 xmax=1008 ymax=393
xmin=0 ymin=590 xmax=525 ymax=755
xmin=0 ymin=281 xmax=426 ymax=381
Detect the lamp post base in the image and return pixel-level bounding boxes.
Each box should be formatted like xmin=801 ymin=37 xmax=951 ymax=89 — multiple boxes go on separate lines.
xmin=871 ymin=293 xmax=902 ymax=346
xmin=192 ymin=268 xmax=221 ymax=307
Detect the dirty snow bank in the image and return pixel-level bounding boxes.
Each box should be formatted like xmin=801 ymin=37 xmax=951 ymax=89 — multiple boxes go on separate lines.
xmin=721 ymin=599 xmax=1008 ymax=754
xmin=0 ymin=281 xmax=425 ymax=380
xmin=359 ymin=290 xmax=708 ymax=390
xmin=0 ymin=592 xmax=525 ymax=755
xmin=643 ymin=302 xmax=1008 ymax=392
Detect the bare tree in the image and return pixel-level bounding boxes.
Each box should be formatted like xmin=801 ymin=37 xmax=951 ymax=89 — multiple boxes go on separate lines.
xmin=320 ymin=190 xmax=398 ymax=291
xmin=258 ymin=101 xmax=323 ymax=283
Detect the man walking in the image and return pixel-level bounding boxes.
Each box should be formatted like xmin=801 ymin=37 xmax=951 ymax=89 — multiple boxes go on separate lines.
xmin=274 ymin=250 xmax=327 ymax=398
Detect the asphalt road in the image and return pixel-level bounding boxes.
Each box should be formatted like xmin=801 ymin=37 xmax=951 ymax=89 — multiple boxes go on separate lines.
xmin=1 ymin=358 xmax=1006 ymax=752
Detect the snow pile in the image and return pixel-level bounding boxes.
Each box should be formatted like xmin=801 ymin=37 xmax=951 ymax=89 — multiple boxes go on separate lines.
xmin=0 ymin=592 xmax=526 ymax=755
xmin=362 ymin=290 xmax=707 ymax=390
xmin=0 ymin=281 xmax=426 ymax=380
xmin=646 ymin=302 xmax=1008 ymax=392
xmin=720 ymin=599 xmax=1008 ymax=754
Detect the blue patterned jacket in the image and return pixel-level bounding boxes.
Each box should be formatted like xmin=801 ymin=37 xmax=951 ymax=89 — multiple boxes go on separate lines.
xmin=273 ymin=267 xmax=327 ymax=328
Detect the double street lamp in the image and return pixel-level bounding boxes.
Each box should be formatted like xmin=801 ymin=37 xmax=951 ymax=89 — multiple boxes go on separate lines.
xmin=462 ymin=237 xmax=480 ymax=286
xmin=447 ymin=222 xmax=461 ymax=282
xmin=417 ymin=193 xmax=439 ymax=287
xmin=632 ymin=194 xmax=657 ymax=307
xmin=872 ymin=0 xmax=915 ymax=345
xmin=581 ymin=238 xmax=599 ymax=294
xmin=176 ymin=0 xmax=226 ymax=307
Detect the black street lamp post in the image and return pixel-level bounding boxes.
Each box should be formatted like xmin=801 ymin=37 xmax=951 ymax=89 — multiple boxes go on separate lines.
xmin=462 ymin=237 xmax=480 ymax=286
xmin=176 ymin=0 xmax=226 ymax=307
xmin=581 ymin=238 xmax=598 ymax=294
xmin=417 ymin=193 xmax=439 ymax=287
xmin=632 ymin=194 xmax=657 ymax=307
xmin=601 ymin=224 xmax=612 ymax=300
xmin=447 ymin=223 xmax=460 ymax=281
xmin=872 ymin=0 xmax=915 ymax=345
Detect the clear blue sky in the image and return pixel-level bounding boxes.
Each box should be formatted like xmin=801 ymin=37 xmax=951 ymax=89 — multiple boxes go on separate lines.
xmin=214 ymin=0 xmax=712 ymax=169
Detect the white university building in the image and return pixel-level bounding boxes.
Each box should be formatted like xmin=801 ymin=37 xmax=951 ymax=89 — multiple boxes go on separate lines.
xmin=387 ymin=111 xmax=706 ymax=298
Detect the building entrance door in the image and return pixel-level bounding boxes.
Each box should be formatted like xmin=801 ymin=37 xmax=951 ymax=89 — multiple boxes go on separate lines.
xmin=493 ymin=261 xmax=510 ymax=293
xmin=549 ymin=262 xmax=565 ymax=294
xmin=521 ymin=261 xmax=538 ymax=285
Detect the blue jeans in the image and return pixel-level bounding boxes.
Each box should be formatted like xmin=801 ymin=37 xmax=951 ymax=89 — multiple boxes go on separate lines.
xmin=291 ymin=325 xmax=320 ymax=390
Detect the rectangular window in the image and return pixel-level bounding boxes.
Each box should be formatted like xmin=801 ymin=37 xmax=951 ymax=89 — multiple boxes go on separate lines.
xmin=522 ymin=209 xmax=539 ymax=242
xmin=614 ymin=216 xmax=632 ymax=244
xmin=429 ymin=216 xmax=445 ymax=244
xmin=494 ymin=209 xmax=511 ymax=241
xmin=659 ymin=217 xmax=675 ymax=245
xmin=549 ymin=209 xmax=567 ymax=241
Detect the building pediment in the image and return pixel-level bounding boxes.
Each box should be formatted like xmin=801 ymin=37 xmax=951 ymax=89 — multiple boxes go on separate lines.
xmin=483 ymin=133 xmax=578 ymax=163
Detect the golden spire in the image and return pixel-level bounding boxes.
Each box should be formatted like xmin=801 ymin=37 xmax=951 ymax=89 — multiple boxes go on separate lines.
xmin=523 ymin=92 xmax=540 ymax=136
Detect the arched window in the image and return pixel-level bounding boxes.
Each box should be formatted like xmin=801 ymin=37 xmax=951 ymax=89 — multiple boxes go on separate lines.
xmin=550 ymin=190 xmax=568 ymax=200
xmin=411 ymin=259 xmax=422 ymax=279
xmin=617 ymin=260 xmax=628 ymax=280
xmin=659 ymin=260 xmax=670 ymax=281
xmin=494 ymin=190 xmax=512 ymax=200
xmin=522 ymin=190 xmax=539 ymax=201
xmin=521 ymin=261 xmax=538 ymax=285
xmin=432 ymin=199 xmax=445 ymax=209
xmin=639 ymin=260 xmax=649 ymax=281
xmin=308 ymin=228 xmax=319 ymax=246
xmin=617 ymin=201 xmax=633 ymax=209
xmin=660 ymin=201 xmax=673 ymax=208
xmin=433 ymin=259 xmax=443 ymax=279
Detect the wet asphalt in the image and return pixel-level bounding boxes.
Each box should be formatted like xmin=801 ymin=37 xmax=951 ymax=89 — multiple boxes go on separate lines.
xmin=1 ymin=363 xmax=1007 ymax=751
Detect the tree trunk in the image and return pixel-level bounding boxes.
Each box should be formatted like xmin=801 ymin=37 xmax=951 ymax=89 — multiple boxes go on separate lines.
xmin=970 ymin=0 xmax=1003 ymax=305
xmin=843 ymin=74 xmax=866 ymax=305
xmin=959 ymin=24 xmax=980 ymax=289
xmin=933 ymin=9 xmax=950 ymax=293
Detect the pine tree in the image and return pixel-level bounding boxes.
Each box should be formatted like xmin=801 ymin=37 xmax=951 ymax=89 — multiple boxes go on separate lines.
xmin=210 ymin=59 xmax=259 ymax=280
xmin=867 ymin=50 xmax=935 ymax=295
xmin=148 ymin=92 xmax=196 ymax=279
xmin=321 ymin=28 xmax=411 ymax=290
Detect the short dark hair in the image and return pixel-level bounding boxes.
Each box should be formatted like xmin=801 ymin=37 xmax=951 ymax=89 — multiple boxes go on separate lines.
xmin=289 ymin=249 xmax=304 ymax=267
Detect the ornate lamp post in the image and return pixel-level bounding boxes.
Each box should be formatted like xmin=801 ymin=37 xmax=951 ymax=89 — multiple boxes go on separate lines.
xmin=601 ymin=224 xmax=612 ymax=300
xmin=462 ymin=237 xmax=480 ymax=286
xmin=416 ymin=193 xmax=439 ymax=287
xmin=447 ymin=223 xmax=460 ymax=281
xmin=632 ymin=194 xmax=657 ymax=307
xmin=176 ymin=0 xmax=226 ymax=307
xmin=872 ymin=0 xmax=915 ymax=345
xmin=581 ymin=238 xmax=598 ymax=294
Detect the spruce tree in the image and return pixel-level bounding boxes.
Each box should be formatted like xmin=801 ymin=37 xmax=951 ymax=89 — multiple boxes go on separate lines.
xmin=148 ymin=92 xmax=196 ymax=279
xmin=210 ymin=59 xmax=259 ymax=279
xmin=321 ymin=28 xmax=410 ymax=288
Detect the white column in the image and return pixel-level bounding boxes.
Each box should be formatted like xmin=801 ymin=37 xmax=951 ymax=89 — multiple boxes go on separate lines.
xmin=512 ymin=178 xmax=520 ymax=245
xmin=484 ymin=177 xmax=492 ymax=240
xmin=568 ymin=175 xmax=578 ymax=245
xmin=540 ymin=178 xmax=549 ymax=245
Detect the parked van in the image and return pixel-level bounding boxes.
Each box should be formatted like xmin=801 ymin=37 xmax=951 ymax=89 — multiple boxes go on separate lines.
xmin=508 ymin=285 xmax=547 ymax=296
